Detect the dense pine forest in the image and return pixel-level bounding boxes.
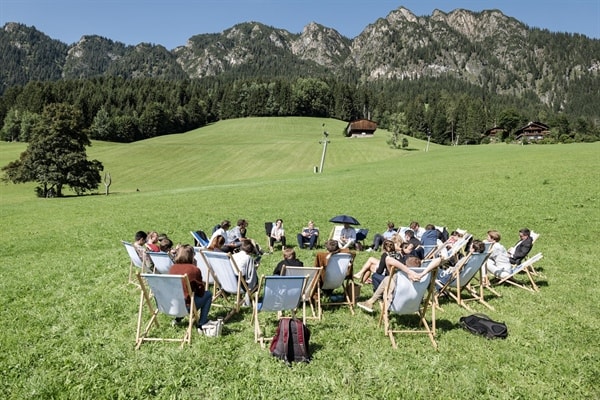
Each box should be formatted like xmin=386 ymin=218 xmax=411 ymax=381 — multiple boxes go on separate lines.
xmin=1 ymin=7 xmax=599 ymax=145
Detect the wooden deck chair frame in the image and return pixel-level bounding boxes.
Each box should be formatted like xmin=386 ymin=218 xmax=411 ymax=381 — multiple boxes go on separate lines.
xmin=435 ymin=251 xmax=493 ymax=311
xmin=122 ymin=240 xmax=144 ymax=285
xmin=494 ymin=252 xmax=544 ymax=293
xmin=527 ymin=232 xmax=542 ymax=276
xmin=427 ymin=232 xmax=472 ymax=261
xmin=193 ymin=247 xmax=218 ymax=298
xmin=147 ymin=251 xmax=174 ymax=274
xmin=282 ymin=265 xmax=323 ymax=320
xmin=135 ymin=272 xmax=198 ymax=349
xmin=190 ymin=230 xmax=209 ymax=248
xmin=380 ymin=266 xmax=438 ymax=349
xmin=198 ymin=250 xmax=257 ymax=322
xmin=252 ymin=275 xmax=308 ymax=348
xmin=319 ymin=252 xmax=355 ymax=316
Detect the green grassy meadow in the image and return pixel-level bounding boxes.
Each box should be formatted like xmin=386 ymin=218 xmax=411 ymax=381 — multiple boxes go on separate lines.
xmin=1 ymin=117 xmax=599 ymax=399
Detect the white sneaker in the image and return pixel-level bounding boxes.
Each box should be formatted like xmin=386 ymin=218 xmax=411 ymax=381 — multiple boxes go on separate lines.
xmin=366 ymin=248 xmax=373 ymax=252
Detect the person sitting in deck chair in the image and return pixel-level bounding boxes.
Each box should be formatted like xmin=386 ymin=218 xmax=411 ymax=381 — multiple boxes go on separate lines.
xmin=485 ymin=230 xmax=512 ymax=279
xmin=507 ymin=228 xmax=533 ymax=265
xmin=169 ymin=245 xmax=213 ymax=333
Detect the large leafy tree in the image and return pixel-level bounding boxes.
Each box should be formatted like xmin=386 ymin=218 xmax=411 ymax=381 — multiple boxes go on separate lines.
xmin=2 ymin=103 xmax=103 ymax=197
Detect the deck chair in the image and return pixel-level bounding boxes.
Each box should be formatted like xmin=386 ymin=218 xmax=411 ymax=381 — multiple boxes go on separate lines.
xmin=282 ymin=266 xmax=323 ymax=320
xmin=435 ymin=251 xmax=492 ymax=311
xmin=329 ymin=225 xmax=344 ymax=241
xmin=299 ymin=226 xmax=321 ymax=249
xmin=252 ymin=275 xmax=308 ymax=347
xmin=122 ymin=240 xmax=144 ymax=285
xmin=135 ymin=273 xmax=198 ymax=349
xmin=147 ymin=251 xmax=173 ymax=274
xmin=421 ymin=244 xmax=440 ymax=259
xmin=190 ymin=230 xmax=209 ymax=247
xmin=380 ymin=266 xmax=438 ymax=349
xmin=265 ymin=221 xmax=286 ymax=251
xmin=198 ymin=250 xmax=257 ymax=322
xmin=193 ymin=247 xmax=217 ymax=297
xmin=494 ymin=252 xmax=544 ymax=292
xmin=483 ymin=242 xmax=493 ymax=253
xmin=355 ymin=228 xmax=369 ymax=251
xmin=320 ymin=252 xmax=355 ymax=316
xmin=329 ymin=225 xmax=361 ymax=250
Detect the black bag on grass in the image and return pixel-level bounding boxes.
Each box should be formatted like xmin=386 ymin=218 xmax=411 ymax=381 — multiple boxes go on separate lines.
xmin=459 ymin=313 xmax=508 ymax=339
xmin=270 ymin=317 xmax=311 ymax=363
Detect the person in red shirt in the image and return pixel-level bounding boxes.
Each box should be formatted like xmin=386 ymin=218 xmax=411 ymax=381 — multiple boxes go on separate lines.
xmin=169 ymin=245 xmax=212 ymax=333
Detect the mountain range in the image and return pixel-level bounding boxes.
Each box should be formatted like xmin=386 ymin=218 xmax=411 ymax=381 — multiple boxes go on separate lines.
xmin=1 ymin=6 xmax=599 ymax=113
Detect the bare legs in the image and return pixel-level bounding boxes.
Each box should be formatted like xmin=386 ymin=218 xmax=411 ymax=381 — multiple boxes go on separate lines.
xmin=353 ymin=256 xmax=380 ymax=283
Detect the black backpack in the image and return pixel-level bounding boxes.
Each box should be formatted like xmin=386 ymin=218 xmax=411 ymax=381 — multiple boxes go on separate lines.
xmin=459 ymin=314 xmax=508 ymax=339
xmin=270 ymin=317 xmax=311 ymax=363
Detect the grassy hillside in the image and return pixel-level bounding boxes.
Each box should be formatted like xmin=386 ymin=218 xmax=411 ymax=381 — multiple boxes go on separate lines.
xmin=1 ymin=117 xmax=599 ymax=399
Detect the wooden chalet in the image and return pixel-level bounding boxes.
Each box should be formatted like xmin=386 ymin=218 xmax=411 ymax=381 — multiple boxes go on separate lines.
xmin=345 ymin=119 xmax=377 ymax=138
xmin=484 ymin=126 xmax=505 ymax=143
xmin=514 ymin=121 xmax=550 ymax=142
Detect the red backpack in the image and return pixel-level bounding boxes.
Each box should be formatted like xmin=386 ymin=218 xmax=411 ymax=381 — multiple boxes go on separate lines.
xmin=270 ymin=317 xmax=311 ymax=364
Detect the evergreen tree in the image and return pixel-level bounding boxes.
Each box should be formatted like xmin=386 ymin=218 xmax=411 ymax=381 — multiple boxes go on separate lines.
xmin=1 ymin=103 xmax=103 ymax=197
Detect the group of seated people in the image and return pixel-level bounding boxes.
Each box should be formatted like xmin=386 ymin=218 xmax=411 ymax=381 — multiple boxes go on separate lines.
xmin=130 ymin=218 xmax=535 ymax=334
xmin=353 ymin=226 xmax=535 ymax=313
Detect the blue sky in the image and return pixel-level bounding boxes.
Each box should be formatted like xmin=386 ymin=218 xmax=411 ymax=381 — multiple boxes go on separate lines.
xmin=1 ymin=0 xmax=598 ymax=49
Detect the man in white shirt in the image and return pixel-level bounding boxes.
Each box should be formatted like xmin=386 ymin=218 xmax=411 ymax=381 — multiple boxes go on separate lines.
xmin=338 ymin=223 xmax=356 ymax=249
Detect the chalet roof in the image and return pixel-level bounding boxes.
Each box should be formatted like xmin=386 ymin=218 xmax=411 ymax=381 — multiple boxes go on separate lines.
xmin=485 ymin=126 xmax=505 ymax=136
xmin=345 ymin=119 xmax=378 ymax=137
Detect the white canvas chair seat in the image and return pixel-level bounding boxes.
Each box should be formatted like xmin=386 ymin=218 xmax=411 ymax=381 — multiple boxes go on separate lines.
xmin=122 ymin=240 xmax=144 ymax=285
xmin=381 ymin=266 xmax=438 ymax=349
xmin=436 ymin=251 xmax=492 ymax=311
xmin=147 ymin=251 xmax=174 ymax=274
xmin=320 ymin=253 xmax=355 ymax=316
xmin=198 ymin=250 xmax=257 ymax=322
xmin=282 ymin=266 xmax=323 ymax=320
xmin=252 ymin=275 xmax=307 ymax=347
xmin=194 ymin=247 xmax=218 ymax=297
xmin=494 ymin=252 xmax=544 ymax=292
xmin=135 ymin=273 xmax=198 ymax=349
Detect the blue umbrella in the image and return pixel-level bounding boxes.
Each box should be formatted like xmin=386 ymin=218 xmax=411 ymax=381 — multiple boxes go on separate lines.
xmin=329 ymin=215 xmax=360 ymax=225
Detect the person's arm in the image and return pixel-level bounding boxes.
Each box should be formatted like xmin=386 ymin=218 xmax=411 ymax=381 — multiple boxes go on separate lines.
xmin=386 ymin=256 xmax=419 ymax=281
xmin=416 ymin=258 xmax=442 ymax=280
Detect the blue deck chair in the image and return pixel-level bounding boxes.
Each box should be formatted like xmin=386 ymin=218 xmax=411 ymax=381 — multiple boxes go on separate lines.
xmin=252 ymin=275 xmax=307 ymax=347
xmin=282 ymin=266 xmax=323 ymax=320
xmin=381 ymin=265 xmax=438 ymax=349
xmin=494 ymin=252 xmax=544 ymax=293
xmin=147 ymin=251 xmax=174 ymax=274
xmin=122 ymin=240 xmax=144 ymax=285
xmin=436 ymin=251 xmax=492 ymax=311
xmin=320 ymin=253 xmax=355 ymax=316
xmin=135 ymin=273 xmax=198 ymax=349
xmin=198 ymin=250 xmax=257 ymax=322
xmin=190 ymin=230 xmax=209 ymax=247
